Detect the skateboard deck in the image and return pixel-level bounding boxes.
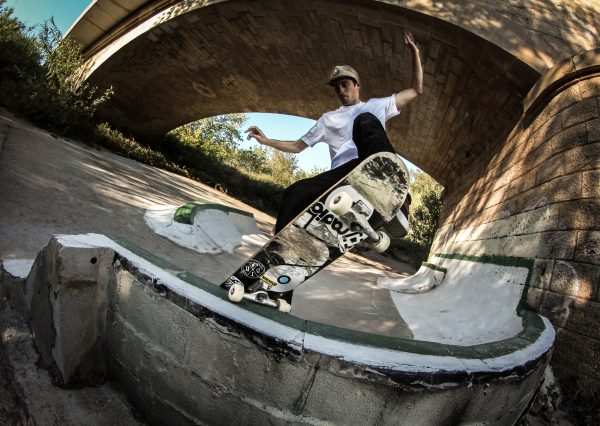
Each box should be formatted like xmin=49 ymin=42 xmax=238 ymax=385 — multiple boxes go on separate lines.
xmin=221 ymin=152 xmax=410 ymax=311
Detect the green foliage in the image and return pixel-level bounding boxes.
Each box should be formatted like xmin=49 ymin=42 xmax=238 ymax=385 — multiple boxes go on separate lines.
xmin=171 ymin=114 xmax=245 ymax=162
xmin=166 ymin=115 xmax=314 ymax=189
xmin=0 ymin=1 xmax=41 ymax=106
xmin=407 ymin=171 xmax=444 ymax=248
xmin=268 ymin=150 xmax=299 ymax=187
xmin=236 ymin=145 xmax=270 ymax=174
xmin=0 ymin=2 xmax=111 ymax=135
xmin=0 ymin=1 xmax=324 ymax=213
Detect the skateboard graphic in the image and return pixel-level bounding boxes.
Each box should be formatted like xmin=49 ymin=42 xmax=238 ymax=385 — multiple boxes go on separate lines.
xmin=221 ymin=152 xmax=410 ymax=312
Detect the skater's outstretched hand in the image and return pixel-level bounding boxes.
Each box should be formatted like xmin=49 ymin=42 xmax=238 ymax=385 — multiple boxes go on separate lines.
xmin=245 ymin=126 xmax=268 ymax=145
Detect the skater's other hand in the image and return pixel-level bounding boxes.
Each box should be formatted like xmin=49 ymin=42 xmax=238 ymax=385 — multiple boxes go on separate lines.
xmin=404 ymin=31 xmax=418 ymax=52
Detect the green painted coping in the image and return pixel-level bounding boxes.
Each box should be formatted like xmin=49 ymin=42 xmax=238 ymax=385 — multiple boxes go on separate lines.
xmin=173 ymin=200 xmax=254 ymax=224
xmin=421 ymin=262 xmax=447 ymax=273
xmin=108 ymin=237 xmax=549 ymax=361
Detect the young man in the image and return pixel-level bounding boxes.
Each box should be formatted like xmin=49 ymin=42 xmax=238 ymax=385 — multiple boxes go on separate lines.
xmin=246 ymin=31 xmax=423 ymax=235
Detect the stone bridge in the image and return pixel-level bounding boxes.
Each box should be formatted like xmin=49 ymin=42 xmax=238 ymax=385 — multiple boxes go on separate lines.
xmin=65 ymin=0 xmax=600 ymax=421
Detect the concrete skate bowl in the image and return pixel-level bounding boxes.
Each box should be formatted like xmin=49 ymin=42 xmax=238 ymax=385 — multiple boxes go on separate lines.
xmin=8 ymin=234 xmax=551 ymax=425
xmin=62 ymin=0 xmax=600 ymax=420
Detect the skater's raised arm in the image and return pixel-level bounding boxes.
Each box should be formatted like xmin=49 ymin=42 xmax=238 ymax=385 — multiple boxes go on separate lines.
xmin=395 ymin=31 xmax=423 ymax=110
xmin=245 ymin=126 xmax=308 ymax=153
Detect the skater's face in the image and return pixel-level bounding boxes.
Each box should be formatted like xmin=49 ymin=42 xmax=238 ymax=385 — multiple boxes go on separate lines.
xmin=331 ymin=78 xmax=361 ymax=106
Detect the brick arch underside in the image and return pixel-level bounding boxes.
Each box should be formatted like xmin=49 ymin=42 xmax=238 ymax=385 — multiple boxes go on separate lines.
xmin=85 ymin=0 xmax=540 ymax=188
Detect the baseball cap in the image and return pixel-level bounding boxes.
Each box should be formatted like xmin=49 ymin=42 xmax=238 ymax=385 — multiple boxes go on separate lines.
xmin=325 ymin=65 xmax=360 ymax=85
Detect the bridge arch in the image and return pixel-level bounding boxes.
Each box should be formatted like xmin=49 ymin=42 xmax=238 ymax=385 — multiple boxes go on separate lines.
xmin=68 ymin=0 xmax=596 ymax=187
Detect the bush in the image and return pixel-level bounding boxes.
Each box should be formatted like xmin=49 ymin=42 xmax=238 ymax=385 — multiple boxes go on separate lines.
xmin=0 ymin=2 xmax=111 ymax=136
xmin=407 ymin=171 xmax=443 ymax=249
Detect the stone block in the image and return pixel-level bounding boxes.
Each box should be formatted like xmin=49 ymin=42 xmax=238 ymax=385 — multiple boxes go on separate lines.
xmin=549 ymin=260 xmax=599 ymax=300
xmin=562 ymin=299 xmax=600 ymax=340
xmin=106 ymin=268 xmax=314 ymax=420
xmin=533 ymin=112 xmax=563 ymax=146
xmin=544 ymin=80 xmax=583 ymax=119
xmin=526 ymin=287 xmax=573 ymax=328
xmin=551 ymin=329 xmax=600 ymax=396
xmin=578 ymin=76 xmax=600 ymax=101
xmin=27 ymin=237 xmax=114 ymax=386
xmin=507 ymin=168 xmax=537 ymax=198
xmin=574 ymin=231 xmax=600 ymax=267
xmin=561 ymin=97 xmax=599 ymax=129
xmin=499 ymin=231 xmax=576 ymax=260
xmin=108 ymin=267 xmax=189 ymax=360
xmin=542 ymin=173 xmax=583 ymax=206
xmin=563 ymin=142 xmax=600 ymax=175
xmin=534 ymin=153 xmax=563 ymax=186
xmin=529 ymin=259 xmax=555 ymax=290
xmin=569 ymin=199 xmax=600 ymax=230
xmin=301 ymin=367 xmax=388 ymax=423
xmin=583 ymin=170 xmax=600 ymax=198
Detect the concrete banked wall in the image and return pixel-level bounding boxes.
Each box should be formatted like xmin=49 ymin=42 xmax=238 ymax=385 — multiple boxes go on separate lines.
xmin=21 ymin=234 xmax=552 ymax=425
xmin=432 ymin=50 xmax=600 ymax=407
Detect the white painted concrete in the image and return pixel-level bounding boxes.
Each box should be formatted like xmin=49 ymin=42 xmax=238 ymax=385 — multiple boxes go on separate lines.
xmin=377 ymin=264 xmax=445 ymax=293
xmin=390 ymin=256 xmax=530 ymax=345
xmin=143 ymin=204 xmax=262 ymax=254
xmin=1 ymin=259 xmax=34 ymax=278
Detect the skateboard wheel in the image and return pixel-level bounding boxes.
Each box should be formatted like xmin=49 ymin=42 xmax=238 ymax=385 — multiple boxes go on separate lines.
xmin=371 ymin=231 xmax=390 ymax=253
xmin=276 ymin=298 xmax=291 ymax=313
xmin=228 ymin=283 xmax=245 ymax=302
xmin=329 ymin=191 xmax=353 ymax=215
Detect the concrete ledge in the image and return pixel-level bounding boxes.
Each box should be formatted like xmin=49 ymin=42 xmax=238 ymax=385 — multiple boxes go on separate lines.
xmin=523 ymin=48 xmax=600 ymax=118
xmin=18 ymin=233 xmax=551 ymax=424
xmin=25 ymin=238 xmax=114 ymax=385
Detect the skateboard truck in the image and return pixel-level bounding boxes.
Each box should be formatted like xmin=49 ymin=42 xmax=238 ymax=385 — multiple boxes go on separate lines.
xmin=329 ymin=192 xmax=390 ymax=252
xmin=227 ymin=283 xmax=292 ymax=313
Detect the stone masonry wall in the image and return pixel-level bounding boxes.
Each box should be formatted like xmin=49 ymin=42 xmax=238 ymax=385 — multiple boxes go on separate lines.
xmin=431 ymin=51 xmax=600 ymax=409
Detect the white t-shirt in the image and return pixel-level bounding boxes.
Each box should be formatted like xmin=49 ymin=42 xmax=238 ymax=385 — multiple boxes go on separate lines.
xmin=301 ymin=95 xmax=400 ymax=169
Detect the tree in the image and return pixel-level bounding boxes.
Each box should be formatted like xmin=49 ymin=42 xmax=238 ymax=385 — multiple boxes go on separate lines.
xmin=32 ymin=18 xmax=113 ymax=133
xmin=0 ymin=1 xmax=41 ymax=107
xmin=236 ymin=145 xmax=270 ymax=174
xmin=0 ymin=2 xmax=112 ymax=135
xmin=267 ymin=150 xmax=299 ymax=187
xmin=408 ymin=170 xmax=443 ymax=248
xmin=169 ymin=114 xmax=247 ymax=162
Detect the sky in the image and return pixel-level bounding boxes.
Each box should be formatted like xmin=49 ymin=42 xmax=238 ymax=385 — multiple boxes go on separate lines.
xmin=5 ymin=0 xmax=416 ymax=173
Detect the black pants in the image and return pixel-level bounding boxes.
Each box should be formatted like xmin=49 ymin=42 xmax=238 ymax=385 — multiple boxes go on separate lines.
xmin=272 ymin=113 xmax=396 ymax=305
xmin=275 ymin=112 xmax=396 ymax=233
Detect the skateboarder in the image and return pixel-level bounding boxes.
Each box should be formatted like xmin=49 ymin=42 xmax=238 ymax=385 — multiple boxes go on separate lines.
xmin=246 ymin=31 xmax=423 ymax=238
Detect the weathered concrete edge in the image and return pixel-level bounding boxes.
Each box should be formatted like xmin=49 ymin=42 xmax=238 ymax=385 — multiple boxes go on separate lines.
xmin=55 ymin=233 xmax=554 ymax=382
xmin=523 ymin=48 xmax=600 ymax=117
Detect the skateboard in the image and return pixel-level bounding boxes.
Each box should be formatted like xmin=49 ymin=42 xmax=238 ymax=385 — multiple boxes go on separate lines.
xmin=221 ymin=152 xmax=410 ymax=312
